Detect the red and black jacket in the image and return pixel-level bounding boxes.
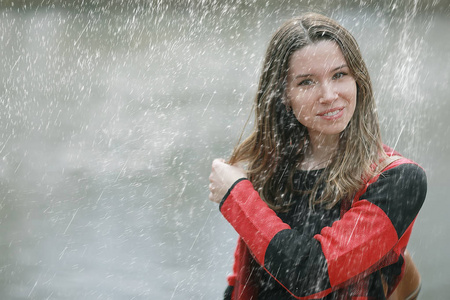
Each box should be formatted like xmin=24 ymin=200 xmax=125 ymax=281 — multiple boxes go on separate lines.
xmin=220 ymin=149 xmax=426 ymax=299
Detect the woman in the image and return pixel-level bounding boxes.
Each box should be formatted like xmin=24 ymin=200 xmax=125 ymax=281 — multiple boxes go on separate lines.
xmin=208 ymin=13 xmax=426 ymax=300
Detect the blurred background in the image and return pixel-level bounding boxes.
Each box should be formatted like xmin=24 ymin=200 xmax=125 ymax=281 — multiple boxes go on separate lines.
xmin=0 ymin=0 xmax=449 ymax=299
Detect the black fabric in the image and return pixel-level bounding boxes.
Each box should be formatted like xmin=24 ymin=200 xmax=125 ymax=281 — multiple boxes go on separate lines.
xmin=224 ymin=285 xmax=234 ymax=300
xmin=257 ymin=169 xmax=338 ymax=299
xmin=255 ymin=163 xmax=425 ymax=299
xmin=263 ymin=229 xmax=331 ymax=297
xmin=366 ymin=272 xmax=388 ymax=299
xmin=361 ymin=163 xmax=426 ymax=237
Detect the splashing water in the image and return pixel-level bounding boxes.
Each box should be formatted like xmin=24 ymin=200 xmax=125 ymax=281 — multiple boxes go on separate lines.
xmin=0 ymin=1 xmax=449 ymax=299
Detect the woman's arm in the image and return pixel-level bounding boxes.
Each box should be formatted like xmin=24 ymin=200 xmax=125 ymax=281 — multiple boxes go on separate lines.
xmin=216 ymin=161 xmax=426 ymax=299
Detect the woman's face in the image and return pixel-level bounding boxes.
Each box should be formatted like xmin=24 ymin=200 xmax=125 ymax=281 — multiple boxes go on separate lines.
xmin=286 ymin=40 xmax=357 ymax=142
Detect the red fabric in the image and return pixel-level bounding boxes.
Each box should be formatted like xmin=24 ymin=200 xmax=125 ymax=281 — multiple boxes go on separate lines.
xmin=228 ymin=238 xmax=258 ymax=299
xmin=221 ymin=180 xmax=291 ymax=265
xmin=314 ymin=200 xmax=398 ymax=286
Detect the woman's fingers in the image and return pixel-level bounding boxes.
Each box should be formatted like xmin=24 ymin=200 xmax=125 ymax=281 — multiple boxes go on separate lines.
xmin=209 ymin=158 xmax=231 ymax=203
xmin=208 ymin=158 xmax=247 ymax=204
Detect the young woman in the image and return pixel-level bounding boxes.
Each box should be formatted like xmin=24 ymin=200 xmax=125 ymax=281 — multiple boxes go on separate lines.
xmin=208 ymin=13 xmax=426 ymax=300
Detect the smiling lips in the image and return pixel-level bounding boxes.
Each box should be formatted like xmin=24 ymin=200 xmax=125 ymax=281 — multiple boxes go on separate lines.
xmin=318 ymin=107 xmax=344 ymax=120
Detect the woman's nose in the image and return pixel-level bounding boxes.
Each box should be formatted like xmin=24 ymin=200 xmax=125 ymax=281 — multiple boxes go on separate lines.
xmin=319 ymin=82 xmax=338 ymax=103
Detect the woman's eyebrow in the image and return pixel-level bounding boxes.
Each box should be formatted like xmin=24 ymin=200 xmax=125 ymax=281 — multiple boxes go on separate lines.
xmin=332 ymin=64 xmax=348 ymax=71
xmin=294 ymin=64 xmax=348 ymax=79
xmin=294 ymin=73 xmax=313 ymax=79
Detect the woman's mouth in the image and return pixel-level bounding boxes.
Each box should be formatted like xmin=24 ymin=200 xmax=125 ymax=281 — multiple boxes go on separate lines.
xmin=323 ymin=110 xmax=341 ymax=117
xmin=318 ymin=107 xmax=344 ymax=120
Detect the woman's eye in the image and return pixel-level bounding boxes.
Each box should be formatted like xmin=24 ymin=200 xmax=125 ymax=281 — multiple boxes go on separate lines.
xmin=298 ymin=79 xmax=314 ymax=86
xmin=333 ymin=72 xmax=347 ymax=79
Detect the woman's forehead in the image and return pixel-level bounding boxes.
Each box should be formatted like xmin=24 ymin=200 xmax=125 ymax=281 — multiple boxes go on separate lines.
xmin=288 ymin=40 xmax=346 ymax=75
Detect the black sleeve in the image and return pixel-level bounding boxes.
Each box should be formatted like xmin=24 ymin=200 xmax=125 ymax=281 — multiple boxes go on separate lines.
xmin=360 ymin=162 xmax=427 ymax=237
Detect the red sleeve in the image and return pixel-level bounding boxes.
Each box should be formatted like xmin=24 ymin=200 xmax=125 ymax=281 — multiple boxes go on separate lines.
xmin=220 ymin=180 xmax=291 ymax=265
xmin=314 ymin=199 xmax=399 ymax=286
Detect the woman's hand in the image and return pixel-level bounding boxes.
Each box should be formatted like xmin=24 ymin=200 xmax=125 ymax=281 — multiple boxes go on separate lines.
xmin=208 ymin=158 xmax=247 ymax=204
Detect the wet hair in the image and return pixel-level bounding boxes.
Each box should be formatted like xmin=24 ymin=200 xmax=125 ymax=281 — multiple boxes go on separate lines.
xmin=229 ymin=13 xmax=386 ymax=210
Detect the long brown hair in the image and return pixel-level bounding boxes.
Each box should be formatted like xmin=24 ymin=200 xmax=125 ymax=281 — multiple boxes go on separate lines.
xmin=229 ymin=13 xmax=386 ymax=210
